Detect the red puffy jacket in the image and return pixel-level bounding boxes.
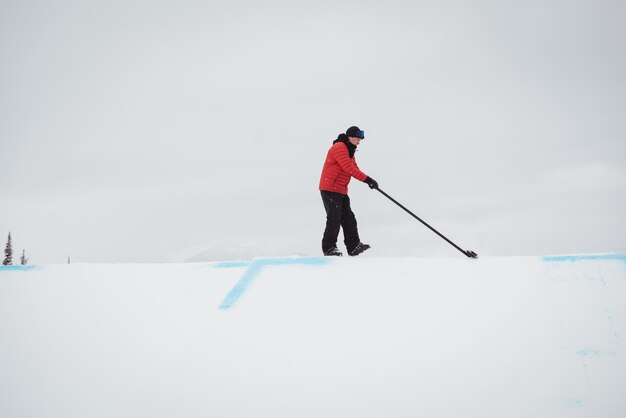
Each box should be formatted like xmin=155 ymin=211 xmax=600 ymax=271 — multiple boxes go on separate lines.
xmin=319 ymin=141 xmax=368 ymax=195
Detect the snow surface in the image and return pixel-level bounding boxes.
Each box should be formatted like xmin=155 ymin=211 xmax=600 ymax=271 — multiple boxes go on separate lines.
xmin=1 ymin=254 xmax=625 ymax=417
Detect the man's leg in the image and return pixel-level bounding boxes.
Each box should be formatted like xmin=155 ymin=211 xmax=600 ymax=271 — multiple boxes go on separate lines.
xmin=340 ymin=194 xmax=361 ymax=253
xmin=321 ymin=191 xmax=343 ymax=254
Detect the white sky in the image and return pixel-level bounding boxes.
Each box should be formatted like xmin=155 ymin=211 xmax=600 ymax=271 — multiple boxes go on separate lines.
xmin=1 ymin=0 xmax=625 ymax=263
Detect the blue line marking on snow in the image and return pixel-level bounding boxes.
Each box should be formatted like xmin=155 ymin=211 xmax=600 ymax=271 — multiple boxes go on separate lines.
xmin=218 ymin=257 xmax=332 ymax=310
xmin=0 ymin=265 xmax=39 ymax=272
xmin=213 ymin=261 xmax=251 ymax=268
xmin=219 ymin=262 xmax=265 ymax=310
xmin=542 ymin=254 xmax=626 ymax=264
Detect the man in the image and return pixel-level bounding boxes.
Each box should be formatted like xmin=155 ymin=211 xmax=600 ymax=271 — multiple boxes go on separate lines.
xmin=319 ymin=126 xmax=378 ymax=256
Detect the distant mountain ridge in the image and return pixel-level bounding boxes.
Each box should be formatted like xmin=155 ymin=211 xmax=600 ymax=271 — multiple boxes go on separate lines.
xmin=184 ymin=244 xmax=296 ymax=262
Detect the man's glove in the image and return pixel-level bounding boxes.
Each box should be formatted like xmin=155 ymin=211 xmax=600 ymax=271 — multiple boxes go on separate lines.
xmin=365 ymin=176 xmax=379 ymax=190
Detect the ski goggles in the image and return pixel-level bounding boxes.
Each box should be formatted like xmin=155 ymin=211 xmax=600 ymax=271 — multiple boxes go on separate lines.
xmin=356 ymin=130 xmax=365 ymax=139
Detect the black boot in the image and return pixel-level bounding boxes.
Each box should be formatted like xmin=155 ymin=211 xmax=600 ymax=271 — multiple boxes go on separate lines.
xmin=324 ymin=247 xmax=343 ymax=256
xmin=349 ymin=243 xmax=371 ymax=256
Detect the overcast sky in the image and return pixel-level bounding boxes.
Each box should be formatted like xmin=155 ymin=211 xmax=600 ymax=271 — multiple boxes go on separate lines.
xmin=1 ymin=0 xmax=625 ymax=263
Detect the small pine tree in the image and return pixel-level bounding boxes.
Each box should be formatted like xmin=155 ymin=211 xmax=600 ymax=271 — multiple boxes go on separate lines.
xmin=3 ymin=232 xmax=13 ymax=266
xmin=20 ymin=249 xmax=28 ymax=265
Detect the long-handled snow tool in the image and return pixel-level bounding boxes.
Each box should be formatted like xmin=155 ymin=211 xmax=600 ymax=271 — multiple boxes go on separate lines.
xmin=375 ymin=188 xmax=478 ymax=258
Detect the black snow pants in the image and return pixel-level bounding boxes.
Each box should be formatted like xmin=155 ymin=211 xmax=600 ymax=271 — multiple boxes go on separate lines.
xmin=321 ymin=190 xmax=360 ymax=254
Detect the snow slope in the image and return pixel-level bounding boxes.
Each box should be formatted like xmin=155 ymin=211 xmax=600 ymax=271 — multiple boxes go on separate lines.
xmin=1 ymin=254 xmax=625 ymax=417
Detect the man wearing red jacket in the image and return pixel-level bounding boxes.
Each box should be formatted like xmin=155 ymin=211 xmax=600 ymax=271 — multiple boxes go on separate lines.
xmin=319 ymin=126 xmax=378 ymax=256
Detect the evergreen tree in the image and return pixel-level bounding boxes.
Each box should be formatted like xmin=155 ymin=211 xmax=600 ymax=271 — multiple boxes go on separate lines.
xmin=20 ymin=249 xmax=28 ymax=265
xmin=3 ymin=232 xmax=13 ymax=266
